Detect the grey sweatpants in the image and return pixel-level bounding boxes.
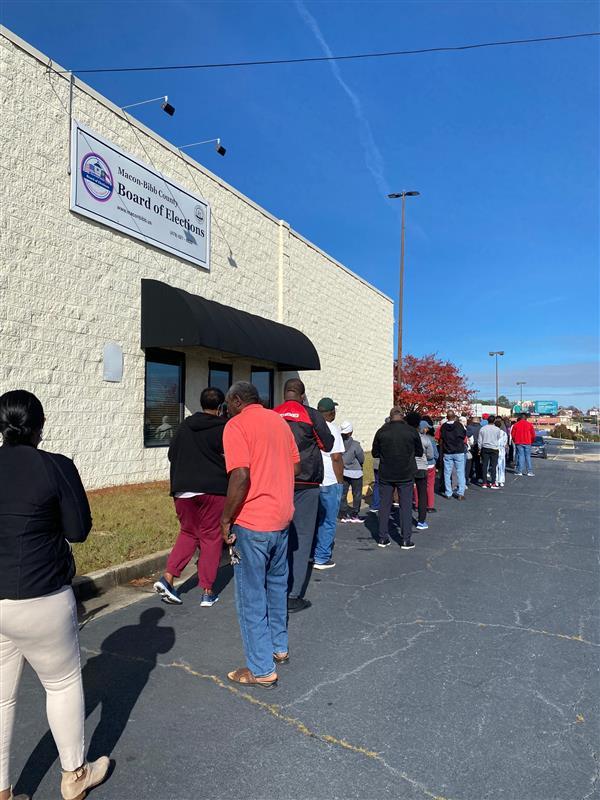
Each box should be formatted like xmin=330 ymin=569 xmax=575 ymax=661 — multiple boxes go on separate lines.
xmin=287 ymin=486 xmax=320 ymax=599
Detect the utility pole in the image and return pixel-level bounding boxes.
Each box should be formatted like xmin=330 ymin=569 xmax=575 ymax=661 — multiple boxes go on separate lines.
xmin=489 ymin=351 xmax=505 ymax=415
xmin=516 ymin=381 xmax=526 ymax=405
xmin=388 ymin=191 xmax=420 ymax=386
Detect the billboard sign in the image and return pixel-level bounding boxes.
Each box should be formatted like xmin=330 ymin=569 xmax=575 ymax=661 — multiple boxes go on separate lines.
xmin=70 ymin=121 xmax=210 ymax=270
xmin=534 ymin=400 xmax=559 ymax=415
xmin=512 ymin=400 xmax=559 ymax=415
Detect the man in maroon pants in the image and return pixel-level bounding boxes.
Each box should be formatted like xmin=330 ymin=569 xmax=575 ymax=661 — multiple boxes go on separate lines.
xmin=154 ymin=387 xmax=228 ymax=607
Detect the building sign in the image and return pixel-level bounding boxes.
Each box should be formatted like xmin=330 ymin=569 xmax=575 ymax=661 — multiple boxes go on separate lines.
xmin=70 ymin=121 xmax=210 ymax=270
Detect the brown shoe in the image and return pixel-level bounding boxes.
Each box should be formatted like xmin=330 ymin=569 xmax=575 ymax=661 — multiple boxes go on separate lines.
xmin=227 ymin=667 xmax=278 ymax=688
xmin=273 ymin=652 xmax=289 ymax=664
xmin=61 ymin=757 xmax=109 ymax=800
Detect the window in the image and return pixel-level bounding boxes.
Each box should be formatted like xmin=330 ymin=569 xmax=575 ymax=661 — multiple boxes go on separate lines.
xmin=251 ymin=367 xmax=274 ymax=408
xmin=144 ymin=349 xmax=185 ymax=448
xmin=208 ymin=362 xmax=233 ymax=397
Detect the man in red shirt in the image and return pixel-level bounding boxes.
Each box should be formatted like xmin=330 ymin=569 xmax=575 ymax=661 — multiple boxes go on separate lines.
xmin=511 ymin=413 xmax=537 ymax=476
xmin=274 ymin=378 xmax=334 ymax=613
xmin=221 ymin=381 xmax=300 ymax=688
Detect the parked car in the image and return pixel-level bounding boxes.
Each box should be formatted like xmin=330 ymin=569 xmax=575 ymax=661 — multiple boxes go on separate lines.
xmin=532 ymin=435 xmax=547 ymax=459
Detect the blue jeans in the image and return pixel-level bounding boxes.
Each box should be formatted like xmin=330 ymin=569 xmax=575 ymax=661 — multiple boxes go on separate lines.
xmin=515 ymin=444 xmax=533 ymax=474
xmin=371 ymin=469 xmax=380 ymax=510
xmin=233 ymin=524 xmax=289 ymax=677
xmin=314 ymin=483 xmax=343 ymax=564
xmin=443 ymin=453 xmax=466 ymax=497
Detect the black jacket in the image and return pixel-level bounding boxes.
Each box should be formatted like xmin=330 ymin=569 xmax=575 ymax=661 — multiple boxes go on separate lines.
xmin=0 ymin=445 xmax=92 ymax=600
xmin=168 ymin=412 xmax=228 ymax=496
xmin=371 ymin=421 xmax=423 ymax=484
xmin=440 ymin=421 xmax=467 ymax=454
xmin=274 ymin=400 xmax=335 ymax=487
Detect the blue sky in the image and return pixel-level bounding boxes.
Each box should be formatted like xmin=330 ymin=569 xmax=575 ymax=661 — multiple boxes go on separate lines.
xmin=2 ymin=0 xmax=599 ymax=409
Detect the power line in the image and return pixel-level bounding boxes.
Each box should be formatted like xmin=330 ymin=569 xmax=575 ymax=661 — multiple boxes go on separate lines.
xmin=68 ymin=32 xmax=599 ymax=75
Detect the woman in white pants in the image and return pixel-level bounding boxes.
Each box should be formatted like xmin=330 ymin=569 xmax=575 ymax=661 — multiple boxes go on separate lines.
xmin=0 ymin=390 xmax=109 ymax=800
xmin=495 ymin=418 xmax=508 ymax=487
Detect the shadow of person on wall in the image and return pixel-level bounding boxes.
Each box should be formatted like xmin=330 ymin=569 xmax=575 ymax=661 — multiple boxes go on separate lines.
xmin=15 ymin=606 xmax=175 ymax=797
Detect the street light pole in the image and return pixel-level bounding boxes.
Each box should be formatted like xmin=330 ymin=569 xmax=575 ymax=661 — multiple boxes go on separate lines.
xmin=489 ymin=351 xmax=505 ymax=416
xmin=516 ymin=381 xmax=526 ymax=405
xmin=388 ymin=191 xmax=420 ymax=386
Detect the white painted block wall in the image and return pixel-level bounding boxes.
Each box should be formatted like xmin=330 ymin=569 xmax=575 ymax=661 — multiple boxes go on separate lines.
xmin=0 ymin=29 xmax=394 ymax=489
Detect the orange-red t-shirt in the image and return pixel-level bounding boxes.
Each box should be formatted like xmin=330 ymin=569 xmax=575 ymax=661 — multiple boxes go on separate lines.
xmin=223 ymin=404 xmax=300 ymax=532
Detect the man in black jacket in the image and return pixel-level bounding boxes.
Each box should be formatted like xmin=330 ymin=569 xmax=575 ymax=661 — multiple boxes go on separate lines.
xmin=275 ymin=378 xmax=334 ymax=612
xmin=154 ymin=387 xmax=228 ymax=608
xmin=439 ymin=410 xmax=467 ymax=500
xmin=372 ymin=407 xmax=423 ymax=550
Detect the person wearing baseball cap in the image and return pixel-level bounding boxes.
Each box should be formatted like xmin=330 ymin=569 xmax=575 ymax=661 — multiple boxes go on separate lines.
xmin=339 ymin=421 xmax=365 ymax=523
xmin=313 ymin=398 xmax=345 ymax=570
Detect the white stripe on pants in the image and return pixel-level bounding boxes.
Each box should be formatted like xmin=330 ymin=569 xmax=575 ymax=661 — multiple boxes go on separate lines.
xmin=0 ymin=586 xmax=85 ymax=789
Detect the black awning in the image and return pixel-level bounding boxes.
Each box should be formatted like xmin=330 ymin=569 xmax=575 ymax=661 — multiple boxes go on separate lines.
xmin=141 ymin=279 xmax=320 ymax=371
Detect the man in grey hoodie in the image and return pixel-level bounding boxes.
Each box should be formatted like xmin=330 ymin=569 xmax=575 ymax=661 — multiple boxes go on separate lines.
xmin=339 ymin=421 xmax=365 ymax=522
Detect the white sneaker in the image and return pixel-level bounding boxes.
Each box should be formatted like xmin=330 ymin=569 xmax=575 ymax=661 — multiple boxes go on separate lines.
xmin=527 ymin=472 xmax=535 ymax=477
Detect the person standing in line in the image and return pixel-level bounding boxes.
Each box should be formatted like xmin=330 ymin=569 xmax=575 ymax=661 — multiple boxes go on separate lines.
xmin=154 ymin=387 xmax=228 ymax=608
xmin=339 ymin=421 xmax=365 ymax=523
xmin=439 ymin=411 xmax=468 ymax=500
xmin=405 ymin=412 xmax=433 ymax=531
xmin=274 ymin=379 xmax=334 ymax=613
xmin=460 ymin=416 xmax=472 ymax=488
xmin=0 ymin=391 xmax=109 ymax=800
xmin=419 ymin=420 xmax=439 ymax=513
xmin=511 ymin=413 xmax=537 ymax=476
xmin=478 ymin=414 xmax=503 ymax=489
xmin=313 ymin=399 xmax=345 ymax=570
xmin=466 ymin=417 xmax=482 ymax=483
xmin=372 ymin=408 xmax=423 ymax=549
xmin=494 ymin=418 xmax=508 ymax=486
xmin=221 ymin=382 xmax=300 ymax=688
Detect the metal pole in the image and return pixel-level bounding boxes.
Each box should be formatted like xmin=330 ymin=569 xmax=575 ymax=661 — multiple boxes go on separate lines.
xmin=67 ymin=72 xmax=74 ymax=175
xmin=495 ymin=354 xmax=499 ymax=416
xmin=397 ymin=193 xmax=406 ymax=386
xmin=520 ymin=383 xmax=523 ymax=404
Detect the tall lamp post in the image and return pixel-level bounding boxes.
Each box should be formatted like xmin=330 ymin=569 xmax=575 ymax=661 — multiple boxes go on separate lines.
xmin=516 ymin=381 xmax=526 ymax=406
xmin=388 ymin=191 xmax=420 ymax=385
xmin=489 ymin=351 xmax=505 ymax=416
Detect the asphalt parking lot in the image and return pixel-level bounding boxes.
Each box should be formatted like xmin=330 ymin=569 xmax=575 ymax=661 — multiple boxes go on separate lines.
xmin=13 ymin=455 xmax=600 ymax=800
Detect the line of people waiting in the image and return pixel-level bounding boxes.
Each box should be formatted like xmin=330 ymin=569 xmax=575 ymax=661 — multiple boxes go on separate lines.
xmin=0 ymin=386 xmax=539 ymax=799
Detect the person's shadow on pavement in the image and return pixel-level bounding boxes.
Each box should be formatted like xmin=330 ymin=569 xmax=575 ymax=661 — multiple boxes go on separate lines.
xmin=15 ymin=606 xmax=175 ymax=797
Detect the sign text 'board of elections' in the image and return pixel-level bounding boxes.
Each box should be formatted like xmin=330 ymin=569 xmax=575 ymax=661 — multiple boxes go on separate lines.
xmin=70 ymin=122 xmax=210 ymax=270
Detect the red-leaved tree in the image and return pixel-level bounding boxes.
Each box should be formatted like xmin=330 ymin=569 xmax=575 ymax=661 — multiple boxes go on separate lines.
xmin=394 ymin=354 xmax=474 ymax=417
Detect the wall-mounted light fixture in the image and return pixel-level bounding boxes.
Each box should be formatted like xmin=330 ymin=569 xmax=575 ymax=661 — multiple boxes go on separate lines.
xmin=122 ymin=95 xmax=175 ymax=116
xmin=178 ymin=138 xmax=227 ymax=156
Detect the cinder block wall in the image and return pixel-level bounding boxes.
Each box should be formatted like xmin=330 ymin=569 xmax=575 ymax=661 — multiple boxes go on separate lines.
xmin=0 ymin=28 xmax=394 ymax=488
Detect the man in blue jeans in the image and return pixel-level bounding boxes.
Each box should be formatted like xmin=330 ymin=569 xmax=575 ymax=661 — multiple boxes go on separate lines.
xmin=439 ymin=411 xmax=467 ymax=500
xmin=221 ymin=382 xmax=300 ymax=688
xmin=313 ymin=398 xmax=345 ymax=570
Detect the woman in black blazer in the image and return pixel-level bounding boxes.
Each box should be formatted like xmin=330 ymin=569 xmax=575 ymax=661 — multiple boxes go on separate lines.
xmin=0 ymin=391 xmax=109 ymax=800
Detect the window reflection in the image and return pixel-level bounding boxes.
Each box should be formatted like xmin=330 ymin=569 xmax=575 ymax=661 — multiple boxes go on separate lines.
xmin=251 ymin=367 xmax=274 ymax=408
xmin=144 ymin=352 xmax=184 ymax=447
xmin=208 ymin=363 xmax=233 ymax=397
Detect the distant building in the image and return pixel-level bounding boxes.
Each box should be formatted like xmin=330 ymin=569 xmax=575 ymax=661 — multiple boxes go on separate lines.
xmin=587 ymin=407 xmax=600 ymax=417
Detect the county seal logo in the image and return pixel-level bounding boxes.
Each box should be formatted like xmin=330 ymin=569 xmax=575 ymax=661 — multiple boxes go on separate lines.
xmin=81 ymin=153 xmax=114 ymax=201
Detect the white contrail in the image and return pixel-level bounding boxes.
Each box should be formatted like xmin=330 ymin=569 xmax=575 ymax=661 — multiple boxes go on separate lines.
xmin=295 ymin=0 xmax=390 ymax=197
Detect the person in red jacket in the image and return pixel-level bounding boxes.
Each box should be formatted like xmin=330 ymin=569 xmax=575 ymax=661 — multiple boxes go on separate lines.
xmin=511 ymin=414 xmax=537 ymax=476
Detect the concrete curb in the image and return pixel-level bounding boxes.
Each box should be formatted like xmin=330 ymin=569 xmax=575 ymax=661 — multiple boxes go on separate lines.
xmin=73 ymin=549 xmax=170 ymax=601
